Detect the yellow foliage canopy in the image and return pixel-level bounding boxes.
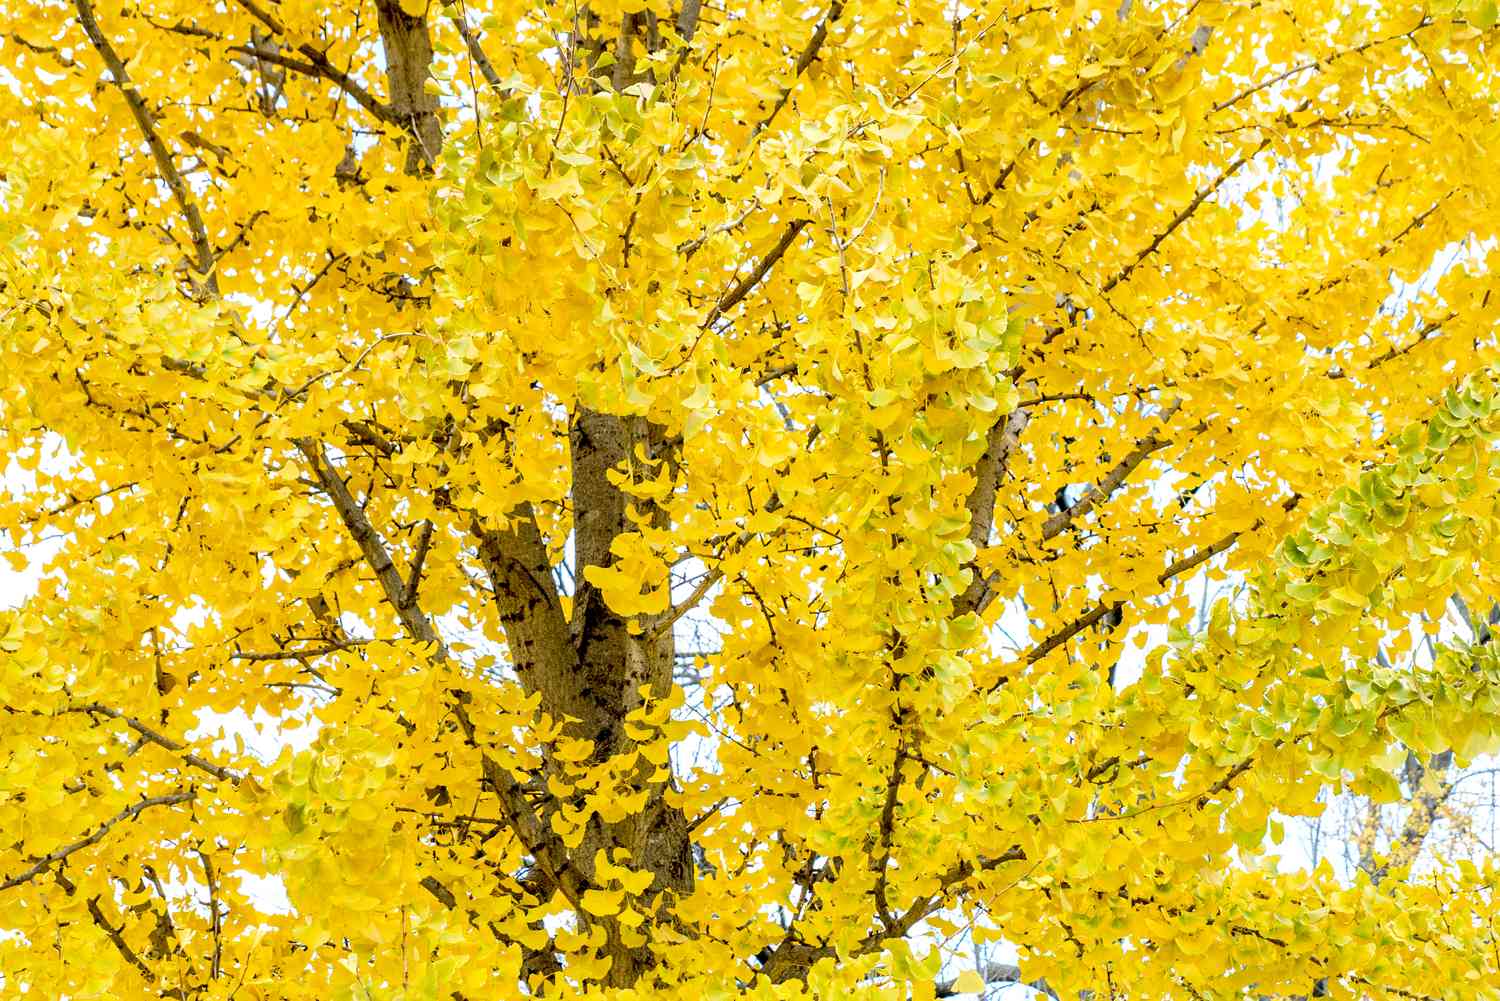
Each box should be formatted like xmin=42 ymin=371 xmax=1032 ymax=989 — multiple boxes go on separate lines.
xmin=2 ymin=0 xmax=1500 ymax=998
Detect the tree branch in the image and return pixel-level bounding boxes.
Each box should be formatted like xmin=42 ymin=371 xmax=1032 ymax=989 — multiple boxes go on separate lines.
xmin=1 ymin=791 xmax=196 ymax=891
xmin=750 ymin=1 xmax=846 ymax=138
xmin=196 ymin=846 xmax=223 ymax=980
xmin=1040 ymin=400 xmax=1187 ymax=541
xmin=470 ymin=508 xmax=586 ymax=726
xmin=955 ymin=407 xmax=1031 ymax=615
xmin=990 ymin=494 xmax=1302 ymax=686
xmin=446 ymin=8 xmax=506 ymax=90
xmin=74 ymin=0 xmax=218 ymax=294
xmin=226 ymin=43 xmax=397 ymax=125
xmin=406 ymin=519 xmax=435 ymax=603
xmin=230 ymin=637 xmax=383 ymax=661
xmin=86 ymin=893 xmax=156 ymax=981
xmin=295 ymin=438 xmax=446 ymax=653
xmin=64 ymin=704 xmax=241 ymax=783
xmin=703 ymin=219 xmax=811 ymax=328
xmin=1209 ymin=19 xmax=1432 ymax=115
xmin=1099 ymin=139 xmax=1271 ymax=295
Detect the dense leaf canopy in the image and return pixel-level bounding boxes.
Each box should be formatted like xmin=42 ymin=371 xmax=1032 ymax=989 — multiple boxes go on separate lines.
xmin=2 ymin=0 xmax=1500 ymax=998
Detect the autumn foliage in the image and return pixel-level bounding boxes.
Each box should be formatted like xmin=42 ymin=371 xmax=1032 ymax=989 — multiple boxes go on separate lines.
xmin=3 ymin=0 xmax=1500 ymax=998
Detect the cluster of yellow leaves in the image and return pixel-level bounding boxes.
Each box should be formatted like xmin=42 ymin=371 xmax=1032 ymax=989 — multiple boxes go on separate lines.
xmin=2 ymin=0 xmax=1500 ymax=999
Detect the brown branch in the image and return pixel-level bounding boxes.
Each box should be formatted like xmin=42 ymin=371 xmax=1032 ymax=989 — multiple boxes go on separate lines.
xmin=295 ymin=439 xmax=446 ymax=654
xmin=64 ymin=704 xmax=240 ymax=783
xmin=447 ymin=9 xmax=505 ymax=90
xmin=751 ymin=1 xmax=845 ymax=138
xmin=296 ymin=441 xmax=596 ymax=911
xmin=418 ymin=869 xmax=562 ymax=981
xmin=4 ymin=31 xmax=79 ymax=68
xmin=406 ymin=519 xmax=435 ymax=603
xmin=870 ymin=735 xmax=907 ymax=930
xmin=420 ymin=874 xmax=458 ymax=908
xmin=1022 ymin=601 xmax=1126 ymax=672
xmin=196 ymin=847 xmax=223 ymax=980
xmin=17 ymin=481 xmax=138 ymax=527
xmin=228 ymin=0 xmax=399 ymax=126
xmin=758 ymin=840 xmax=1029 ymax=990
xmin=134 ymin=14 xmax=224 ymax=41
xmin=474 ymin=733 xmax=594 ymax=911
xmin=649 ymin=567 xmax=723 ymax=641
xmin=227 ymin=44 xmax=397 ymax=124
xmin=297 ymin=446 xmax=604 ymax=925
xmin=1367 ymin=750 xmax=1455 ymax=885
xmin=990 ymin=494 xmax=1303 ymax=686
xmin=74 ymin=0 xmax=218 ymax=293
xmin=1099 ymin=139 xmax=1271 ymax=295
xmin=1 ymin=790 xmax=196 ymax=891
xmin=372 ymin=0 xmax=442 ymax=171
xmin=1158 ymin=493 xmax=1301 ymax=581
xmin=1210 ymin=18 xmax=1432 ymax=114
xmin=835 ymin=844 xmax=1030 ymax=973
xmin=955 ymin=408 xmax=1031 ymax=616
xmin=470 ymin=508 xmax=586 ymax=726
xmin=978 ymin=142 xmax=1033 ymax=206
xmin=677 ymin=0 xmax=703 ymax=41
xmin=679 ymin=203 xmax=759 ymax=260
xmin=963 ymin=400 xmax=1192 ymax=617
xmin=87 ymin=894 xmax=156 ymax=981
xmin=1040 ymin=401 xmax=1186 ymax=541
xmin=230 ymin=637 xmax=384 ymax=660
xmin=1155 ymin=527 xmax=1242 ymax=582
xmin=1300 ymin=196 xmax=1450 ymax=310
xmin=1328 ymin=314 xmax=1453 ymax=380
xmin=703 ymin=219 xmax=811 ymax=328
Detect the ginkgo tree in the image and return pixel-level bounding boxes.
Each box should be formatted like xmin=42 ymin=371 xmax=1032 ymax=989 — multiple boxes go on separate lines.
xmin=2 ymin=0 xmax=1500 ymax=998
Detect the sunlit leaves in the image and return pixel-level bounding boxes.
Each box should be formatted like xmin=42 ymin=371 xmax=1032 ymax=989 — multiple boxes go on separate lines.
xmin=2 ymin=0 xmax=1500 ymax=998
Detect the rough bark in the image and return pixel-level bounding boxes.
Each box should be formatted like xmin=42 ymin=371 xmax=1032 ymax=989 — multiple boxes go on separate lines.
xmin=373 ymin=0 xmax=442 ymax=172
xmin=350 ymin=8 xmax=694 ymax=985
xmin=955 ymin=407 xmax=1030 ymax=617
